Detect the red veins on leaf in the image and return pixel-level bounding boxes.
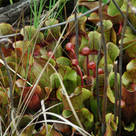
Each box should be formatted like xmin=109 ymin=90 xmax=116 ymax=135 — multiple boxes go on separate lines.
xmin=23 ymin=86 xmax=42 ymax=110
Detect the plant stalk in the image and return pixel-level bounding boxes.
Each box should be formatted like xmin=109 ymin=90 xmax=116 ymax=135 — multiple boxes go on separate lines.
xmin=118 ymin=0 xmax=129 ymax=135
xmin=74 ymin=1 xmax=79 ymax=59
xmin=86 ymin=56 xmax=90 ymax=76
xmin=112 ymin=0 xmax=136 ymax=34
xmin=96 ymin=47 xmax=102 ymax=122
xmin=98 ymin=0 xmax=108 ymax=135
xmin=114 ymin=61 xmax=118 ymax=121
xmin=76 ymin=65 xmax=84 ymax=87
xmin=113 ymin=61 xmax=118 ymax=136
xmin=0 ymin=39 xmax=13 ymax=128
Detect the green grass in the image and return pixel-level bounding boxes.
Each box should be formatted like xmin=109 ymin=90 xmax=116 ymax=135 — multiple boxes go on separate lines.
xmin=30 ymin=0 xmax=45 ymax=28
xmin=49 ymin=0 xmax=57 ymax=10
xmin=29 ymin=0 xmax=67 ymax=28
xmin=56 ymin=0 xmax=68 ymax=21
xmin=9 ymin=0 xmax=13 ymax=5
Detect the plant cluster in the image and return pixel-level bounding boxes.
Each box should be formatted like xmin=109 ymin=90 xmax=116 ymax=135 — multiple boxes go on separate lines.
xmin=0 ymin=0 xmax=136 ymax=136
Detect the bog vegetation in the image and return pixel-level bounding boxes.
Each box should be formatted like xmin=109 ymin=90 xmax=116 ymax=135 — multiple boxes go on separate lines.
xmin=0 ymin=0 xmax=136 ymax=136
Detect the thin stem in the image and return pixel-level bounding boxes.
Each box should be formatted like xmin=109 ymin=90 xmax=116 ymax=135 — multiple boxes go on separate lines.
xmin=71 ymin=49 xmax=77 ymax=59
xmin=96 ymin=47 xmax=102 ymax=122
xmin=9 ymin=0 xmax=13 ymax=5
xmin=76 ymin=65 xmax=84 ymax=87
xmin=0 ymin=40 xmax=13 ymax=131
xmin=113 ymin=61 xmax=118 ymax=136
xmin=86 ymin=56 xmax=90 ymax=76
xmin=114 ymin=61 xmax=118 ymax=121
xmin=93 ymin=69 xmax=96 ymax=78
xmin=74 ymin=0 xmax=79 ymax=59
xmin=0 ymin=39 xmax=13 ymax=109
xmin=41 ymin=100 xmax=48 ymax=135
xmin=0 ymin=48 xmax=13 ymax=106
xmin=118 ymin=1 xmax=129 ymax=135
xmin=112 ymin=0 xmax=136 ymax=34
xmin=117 ymin=22 xmax=123 ymax=35
xmin=99 ymin=0 xmax=108 ymax=135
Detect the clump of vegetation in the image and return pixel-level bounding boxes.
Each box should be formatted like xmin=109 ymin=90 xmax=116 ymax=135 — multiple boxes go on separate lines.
xmin=0 ymin=0 xmax=136 ymax=136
